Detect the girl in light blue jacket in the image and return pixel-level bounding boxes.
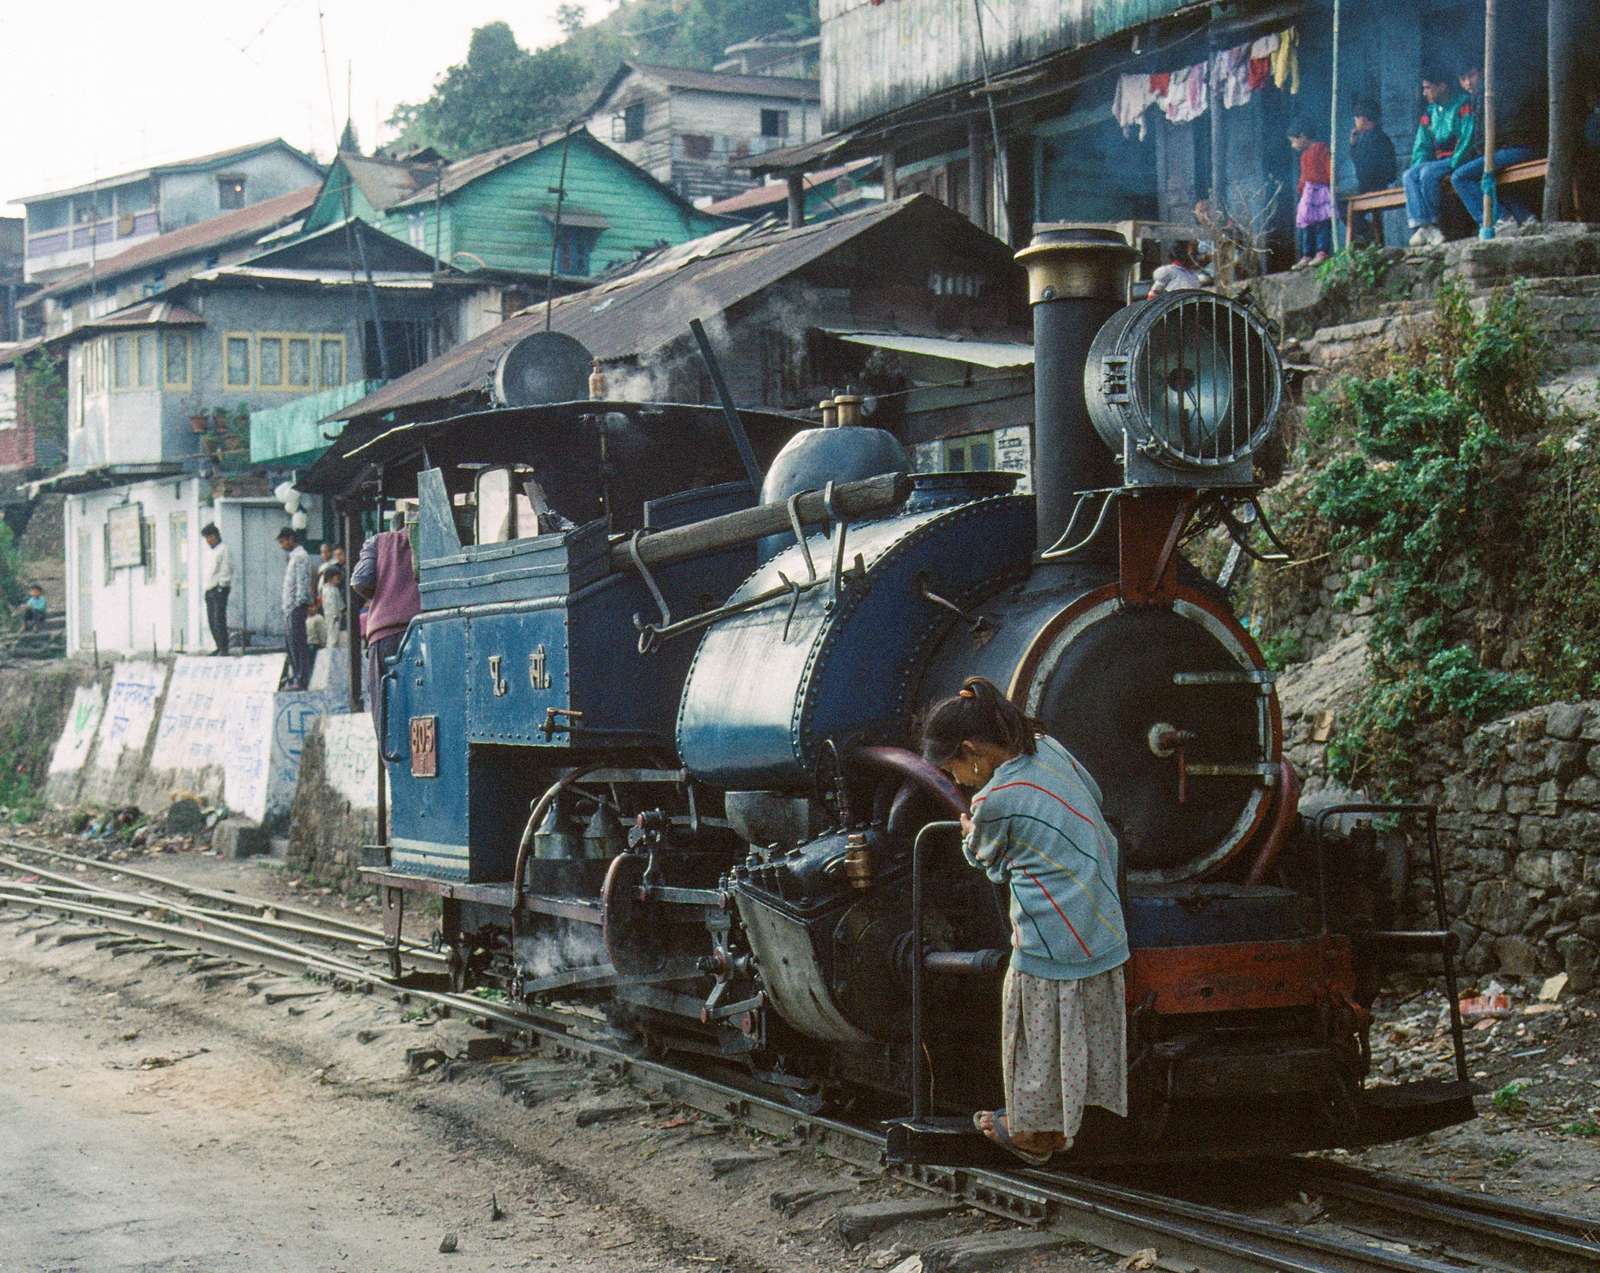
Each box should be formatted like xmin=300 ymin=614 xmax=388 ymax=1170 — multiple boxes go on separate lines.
xmin=923 ymin=677 xmax=1129 ymax=1164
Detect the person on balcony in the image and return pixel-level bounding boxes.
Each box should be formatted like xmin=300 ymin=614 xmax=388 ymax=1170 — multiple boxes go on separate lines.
xmin=1402 ymin=69 xmax=1476 ymax=246
xmin=1451 ymin=74 xmax=1545 ymax=232
xmin=1288 ymin=120 xmax=1334 ymax=267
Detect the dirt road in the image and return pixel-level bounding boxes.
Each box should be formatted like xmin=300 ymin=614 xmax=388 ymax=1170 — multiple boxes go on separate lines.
xmin=0 ymin=901 xmax=1086 ymax=1273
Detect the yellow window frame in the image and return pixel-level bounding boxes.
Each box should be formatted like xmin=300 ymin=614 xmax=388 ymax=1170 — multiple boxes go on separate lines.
xmin=255 ymin=332 xmax=320 ymax=392
xmin=162 ymin=331 xmax=192 ymax=390
xmin=317 ymin=334 xmax=346 ymax=390
xmin=222 ymin=331 xmax=254 ymax=391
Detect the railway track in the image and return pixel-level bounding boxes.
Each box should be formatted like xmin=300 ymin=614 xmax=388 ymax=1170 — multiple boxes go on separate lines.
xmin=2 ymin=840 xmax=1593 ymax=1273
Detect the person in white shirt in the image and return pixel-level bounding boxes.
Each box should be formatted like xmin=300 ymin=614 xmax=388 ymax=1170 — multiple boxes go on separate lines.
xmin=201 ymin=524 xmax=232 ymax=655
xmin=278 ymin=528 xmax=314 ymax=690
xmin=1148 ymin=246 xmax=1205 ymax=296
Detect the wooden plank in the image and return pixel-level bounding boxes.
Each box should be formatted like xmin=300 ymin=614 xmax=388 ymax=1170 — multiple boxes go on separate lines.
xmin=1345 ymin=159 xmax=1547 ymax=218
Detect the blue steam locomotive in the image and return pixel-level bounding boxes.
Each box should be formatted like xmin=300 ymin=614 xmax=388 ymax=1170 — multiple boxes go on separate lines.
xmin=343 ymin=227 xmax=1475 ymax=1162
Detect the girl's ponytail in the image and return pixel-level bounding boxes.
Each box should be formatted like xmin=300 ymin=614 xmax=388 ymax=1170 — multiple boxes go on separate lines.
xmin=920 ymin=675 xmax=1044 ymax=764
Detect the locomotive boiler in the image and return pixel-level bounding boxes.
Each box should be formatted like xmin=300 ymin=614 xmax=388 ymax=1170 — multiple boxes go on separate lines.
xmin=355 ymin=226 xmax=1475 ymax=1163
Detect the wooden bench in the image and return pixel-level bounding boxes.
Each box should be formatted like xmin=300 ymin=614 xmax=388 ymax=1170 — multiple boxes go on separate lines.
xmin=1343 ymin=157 xmax=1549 ymax=217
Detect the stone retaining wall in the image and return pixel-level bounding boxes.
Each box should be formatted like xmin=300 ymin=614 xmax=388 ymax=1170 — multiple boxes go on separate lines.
xmin=1420 ymin=701 xmax=1600 ymax=987
xmin=1282 ymin=688 xmax=1600 ymax=989
xmin=286 ymin=712 xmax=378 ymax=890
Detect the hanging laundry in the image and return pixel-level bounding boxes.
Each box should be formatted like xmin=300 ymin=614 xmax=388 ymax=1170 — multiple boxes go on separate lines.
xmin=1214 ymin=44 xmax=1254 ymax=109
xmin=1114 ymin=73 xmax=1158 ymax=140
xmin=1270 ymin=27 xmax=1299 ymax=94
xmin=1160 ymin=63 xmax=1208 ymax=123
xmin=1249 ymin=31 xmax=1280 ymax=93
xmin=1250 ymin=32 xmax=1280 ymax=59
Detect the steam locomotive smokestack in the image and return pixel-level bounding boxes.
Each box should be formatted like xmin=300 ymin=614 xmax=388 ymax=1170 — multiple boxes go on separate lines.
xmin=1015 ymin=226 xmax=1139 ymax=556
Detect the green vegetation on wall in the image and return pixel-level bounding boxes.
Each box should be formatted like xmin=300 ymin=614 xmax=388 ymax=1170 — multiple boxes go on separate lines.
xmin=16 ymin=350 xmax=66 ymax=457
xmin=1241 ymin=279 xmax=1582 ymax=794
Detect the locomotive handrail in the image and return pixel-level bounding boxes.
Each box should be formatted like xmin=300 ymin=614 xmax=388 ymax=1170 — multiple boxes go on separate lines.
xmin=379 ymin=661 xmax=405 ymax=765
xmin=910 ymin=820 xmax=965 ymax=1121
xmin=1039 ymin=487 xmax=1123 ymax=561
xmin=604 ymin=472 xmax=911 ymax=573
xmin=1310 ymin=802 xmax=1468 ymax=1084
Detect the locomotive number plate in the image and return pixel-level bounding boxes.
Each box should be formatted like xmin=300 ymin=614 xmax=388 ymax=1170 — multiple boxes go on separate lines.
xmin=409 ymin=716 xmax=438 ymax=778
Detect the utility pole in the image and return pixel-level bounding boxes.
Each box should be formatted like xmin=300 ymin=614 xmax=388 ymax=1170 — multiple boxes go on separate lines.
xmin=1329 ymin=0 xmax=1343 ymax=251
xmin=1544 ymin=0 xmax=1576 ymax=223
xmin=1481 ymin=0 xmax=1499 ymax=237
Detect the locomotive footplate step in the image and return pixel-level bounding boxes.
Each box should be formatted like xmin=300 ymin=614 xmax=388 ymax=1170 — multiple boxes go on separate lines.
xmin=1354 ymin=1079 xmax=1481 ymax=1144
xmin=885 ymin=1116 xmax=1043 ymax=1168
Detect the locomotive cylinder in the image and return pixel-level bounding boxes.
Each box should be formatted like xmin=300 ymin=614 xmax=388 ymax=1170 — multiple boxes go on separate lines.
xmin=1014 ymin=225 xmax=1140 ymax=557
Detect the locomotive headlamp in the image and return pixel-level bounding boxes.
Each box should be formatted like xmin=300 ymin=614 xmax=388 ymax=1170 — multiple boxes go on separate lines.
xmin=1084 ymin=291 xmax=1282 ymax=488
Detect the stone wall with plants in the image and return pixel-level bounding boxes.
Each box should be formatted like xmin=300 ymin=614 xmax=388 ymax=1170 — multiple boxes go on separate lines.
xmin=1235 ymin=232 xmax=1600 ymax=988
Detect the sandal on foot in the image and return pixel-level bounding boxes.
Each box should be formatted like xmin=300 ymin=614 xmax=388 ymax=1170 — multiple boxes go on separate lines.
xmin=973 ymin=1108 xmax=1052 ymax=1166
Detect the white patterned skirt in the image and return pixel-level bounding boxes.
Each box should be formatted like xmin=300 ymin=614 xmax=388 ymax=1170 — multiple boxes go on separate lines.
xmin=1001 ymin=964 xmax=1128 ymax=1142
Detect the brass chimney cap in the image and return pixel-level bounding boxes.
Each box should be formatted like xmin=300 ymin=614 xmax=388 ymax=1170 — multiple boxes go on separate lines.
xmin=1016 ymin=224 xmax=1139 ymax=305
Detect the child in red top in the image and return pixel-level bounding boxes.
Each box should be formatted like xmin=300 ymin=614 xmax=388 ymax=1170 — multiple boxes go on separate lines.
xmin=1288 ymin=120 xmax=1334 ymax=267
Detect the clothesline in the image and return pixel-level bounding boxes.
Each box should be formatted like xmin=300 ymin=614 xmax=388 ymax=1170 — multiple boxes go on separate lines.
xmin=1113 ymin=27 xmax=1300 ymax=141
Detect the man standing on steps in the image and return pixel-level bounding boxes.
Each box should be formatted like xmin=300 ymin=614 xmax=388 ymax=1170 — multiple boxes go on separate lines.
xmin=201 ymin=524 xmax=232 ymax=656
xmin=350 ymin=511 xmax=422 ymax=749
xmin=278 ymin=527 xmax=313 ymax=691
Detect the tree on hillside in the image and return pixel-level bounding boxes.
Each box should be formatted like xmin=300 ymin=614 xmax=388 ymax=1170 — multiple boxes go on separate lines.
xmin=388 ymin=2 xmax=818 ymax=158
xmin=387 ymin=22 xmax=592 ymax=157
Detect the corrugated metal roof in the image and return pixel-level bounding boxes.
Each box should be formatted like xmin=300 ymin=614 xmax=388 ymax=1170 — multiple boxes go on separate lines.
xmin=88 ymin=301 xmax=205 ymax=330
xmin=703 ymin=159 xmax=876 ymax=214
xmin=26 ymin=186 xmax=320 ymax=304
xmin=330 ymin=196 xmax=992 ymax=426
xmin=741 ymin=133 xmax=860 ymax=176
xmin=191 ymin=266 xmax=435 ymax=288
xmin=14 ymin=139 xmax=319 ymax=204
xmin=383 ymin=128 xmax=714 ymax=220
xmin=340 ymin=152 xmax=434 ymax=212
xmin=824 ymin=330 xmax=1034 ymax=367
xmin=623 ymin=61 xmax=819 ymax=100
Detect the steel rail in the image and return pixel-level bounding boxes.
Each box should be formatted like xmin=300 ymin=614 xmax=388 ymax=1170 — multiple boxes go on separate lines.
xmin=0 ymin=878 xmax=452 ymax=988
xmin=0 ymin=884 xmax=575 ymax=1036
xmin=0 ymin=839 xmax=403 ymax=945
xmin=0 ymin=889 xmax=384 ymax=983
xmin=0 ymin=859 xmax=448 ymax=969
xmin=1284 ymin=1160 xmax=1600 ymax=1260
xmin=1015 ymin=1170 xmax=1470 ymax=1273
xmin=6 ymin=871 xmax=1593 ymax=1273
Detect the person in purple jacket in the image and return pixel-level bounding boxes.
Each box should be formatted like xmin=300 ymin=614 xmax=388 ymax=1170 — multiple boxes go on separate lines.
xmin=923 ymin=677 xmax=1129 ymax=1165
xmin=349 ymin=514 xmax=422 ymax=748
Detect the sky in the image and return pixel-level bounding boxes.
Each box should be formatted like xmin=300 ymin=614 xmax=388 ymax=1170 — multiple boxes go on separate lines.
xmin=0 ymin=0 xmax=620 ymax=214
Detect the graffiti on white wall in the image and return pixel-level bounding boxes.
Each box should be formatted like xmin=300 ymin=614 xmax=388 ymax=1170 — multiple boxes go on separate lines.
xmin=94 ymin=661 xmax=167 ymax=771
xmin=319 ymin=712 xmax=377 ymax=809
xmin=49 ymin=684 xmax=104 ymax=774
xmin=224 ymin=688 xmax=343 ymax=822
xmin=149 ymin=654 xmax=284 ymax=773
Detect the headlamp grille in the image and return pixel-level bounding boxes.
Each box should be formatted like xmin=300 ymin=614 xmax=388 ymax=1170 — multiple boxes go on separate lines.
xmin=1087 ymin=291 xmax=1282 ymax=475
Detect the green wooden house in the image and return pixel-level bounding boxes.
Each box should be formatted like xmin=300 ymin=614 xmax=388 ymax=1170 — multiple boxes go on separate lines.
xmin=300 ymin=131 xmax=729 ymax=282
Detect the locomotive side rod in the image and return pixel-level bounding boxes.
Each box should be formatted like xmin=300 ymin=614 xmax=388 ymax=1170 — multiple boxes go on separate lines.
xmin=605 ymin=472 xmax=912 ymax=573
